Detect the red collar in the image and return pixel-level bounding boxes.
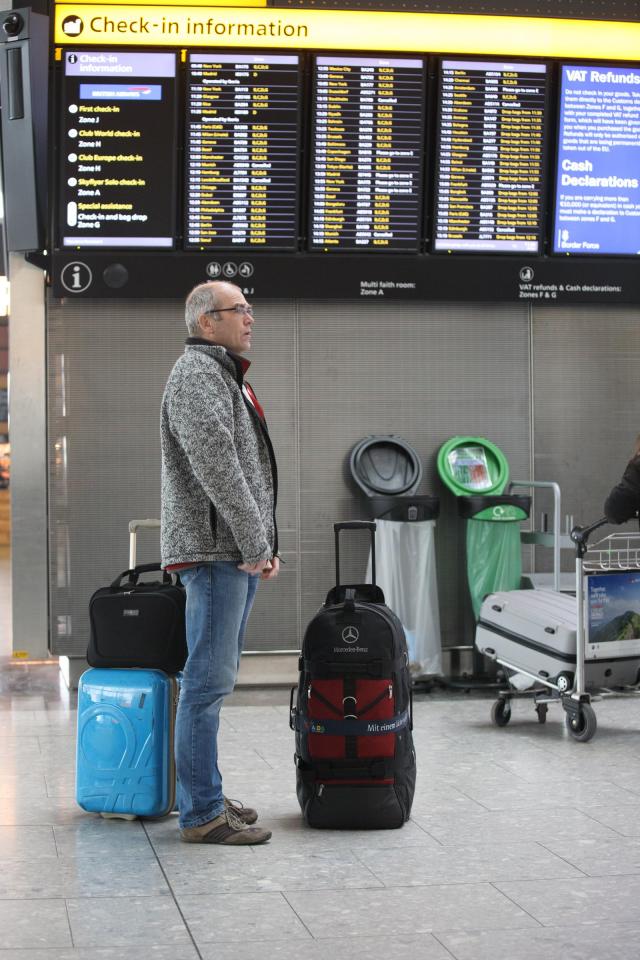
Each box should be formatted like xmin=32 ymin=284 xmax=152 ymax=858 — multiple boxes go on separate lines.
xmin=228 ymin=351 xmax=251 ymax=375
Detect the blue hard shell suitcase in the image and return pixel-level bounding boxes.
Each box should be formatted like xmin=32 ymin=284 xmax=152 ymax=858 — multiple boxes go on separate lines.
xmin=76 ymin=667 xmax=178 ymax=818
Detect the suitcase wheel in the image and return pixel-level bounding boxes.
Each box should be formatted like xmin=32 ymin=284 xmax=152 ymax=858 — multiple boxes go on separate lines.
xmin=556 ymin=672 xmax=574 ymax=694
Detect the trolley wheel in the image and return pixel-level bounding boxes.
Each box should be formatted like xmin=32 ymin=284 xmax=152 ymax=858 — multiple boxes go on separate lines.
xmin=566 ymin=703 xmax=597 ymax=742
xmin=491 ymin=699 xmax=511 ymax=727
xmin=535 ymin=703 xmax=548 ymax=724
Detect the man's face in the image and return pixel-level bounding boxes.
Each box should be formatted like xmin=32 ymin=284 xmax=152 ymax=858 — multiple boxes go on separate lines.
xmin=201 ymin=284 xmax=254 ymax=354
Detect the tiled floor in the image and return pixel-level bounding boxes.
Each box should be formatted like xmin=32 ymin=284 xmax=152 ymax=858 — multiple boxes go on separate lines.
xmin=3 ymin=662 xmax=640 ymax=959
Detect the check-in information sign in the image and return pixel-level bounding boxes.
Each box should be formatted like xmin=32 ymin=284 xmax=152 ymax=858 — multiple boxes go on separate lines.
xmin=59 ymin=50 xmax=177 ymax=248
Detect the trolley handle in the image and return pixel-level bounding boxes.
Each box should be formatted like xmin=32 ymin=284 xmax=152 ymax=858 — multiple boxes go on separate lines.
xmin=570 ymin=517 xmax=608 ymax=556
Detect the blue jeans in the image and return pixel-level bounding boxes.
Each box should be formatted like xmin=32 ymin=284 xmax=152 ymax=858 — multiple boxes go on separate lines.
xmin=175 ymin=561 xmax=259 ymax=829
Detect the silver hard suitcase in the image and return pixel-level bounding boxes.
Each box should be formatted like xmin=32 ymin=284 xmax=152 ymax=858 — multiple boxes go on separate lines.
xmin=476 ymin=588 xmax=640 ymax=691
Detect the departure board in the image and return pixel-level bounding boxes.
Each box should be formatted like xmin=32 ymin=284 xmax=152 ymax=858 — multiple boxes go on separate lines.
xmin=553 ymin=64 xmax=640 ymax=256
xmin=434 ymin=60 xmax=547 ymax=253
xmin=185 ymin=53 xmax=301 ymax=249
xmin=59 ymin=50 xmax=177 ymax=249
xmin=309 ymin=56 xmax=425 ymax=251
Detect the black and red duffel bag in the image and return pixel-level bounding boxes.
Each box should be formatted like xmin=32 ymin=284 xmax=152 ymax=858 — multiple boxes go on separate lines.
xmin=291 ymin=521 xmax=416 ymax=829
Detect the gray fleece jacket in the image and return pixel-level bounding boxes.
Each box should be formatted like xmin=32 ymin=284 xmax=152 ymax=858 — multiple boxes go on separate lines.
xmin=160 ymin=341 xmax=277 ymax=567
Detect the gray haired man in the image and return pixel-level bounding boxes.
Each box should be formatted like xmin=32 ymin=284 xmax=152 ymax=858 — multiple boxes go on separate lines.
xmin=161 ymin=281 xmax=279 ymax=844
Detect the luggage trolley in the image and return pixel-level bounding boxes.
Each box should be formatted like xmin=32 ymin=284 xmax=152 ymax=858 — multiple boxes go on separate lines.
xmin=476 ymin=518 xmax=640 ymax=742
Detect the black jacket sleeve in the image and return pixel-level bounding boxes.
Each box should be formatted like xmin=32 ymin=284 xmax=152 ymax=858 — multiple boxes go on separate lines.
xmin=604 ymin=456 xmax=640 ymax=524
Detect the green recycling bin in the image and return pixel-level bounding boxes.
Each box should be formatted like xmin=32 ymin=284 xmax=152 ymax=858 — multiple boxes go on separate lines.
xmin=437 ymin=437 xmax=531 ymax=618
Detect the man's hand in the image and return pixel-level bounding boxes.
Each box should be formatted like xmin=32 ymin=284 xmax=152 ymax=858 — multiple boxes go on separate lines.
xmin=260 ymin=557 xmax=280 ymax=581
xmin=237 ymin=558 xmax=270 ymax=575
xmin=237 ymin=557 xmax=280 ymax=579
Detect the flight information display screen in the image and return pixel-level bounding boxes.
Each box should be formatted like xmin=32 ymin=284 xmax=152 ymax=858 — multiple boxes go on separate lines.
xmin=553 ymin=64 xmax=640 ymax=256
xmin=185 ymin=52 xmax=301 ymax=249
xmin=434 ymin=59 xmax=547 ymax=253
xmin=52 ymin=42 xmax=640 ymax=304
xmin=309 ymin=55 xmax=425 ymax=251
xmin=59 ymin=50 xmax=177 ymax=248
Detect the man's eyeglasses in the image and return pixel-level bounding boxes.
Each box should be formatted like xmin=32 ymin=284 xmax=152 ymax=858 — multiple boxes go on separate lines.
xmin=206 ymin=304 xmax=254 ymax=317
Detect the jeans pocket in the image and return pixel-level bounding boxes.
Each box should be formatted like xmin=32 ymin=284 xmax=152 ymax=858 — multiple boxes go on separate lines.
xmin=179 ymin=564 xmax=204 ymax=588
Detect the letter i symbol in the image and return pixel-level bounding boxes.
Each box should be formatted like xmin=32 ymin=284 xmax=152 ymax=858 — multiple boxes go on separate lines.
xmin=72 ymin=266 xmax=82 ymax=289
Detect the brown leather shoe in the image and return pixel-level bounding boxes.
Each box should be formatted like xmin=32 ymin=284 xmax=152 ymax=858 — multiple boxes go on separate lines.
xmin=224 ymin=796 xmax=258 ymax=825
xmin=180 ymin=808 xmax=271 ymax=845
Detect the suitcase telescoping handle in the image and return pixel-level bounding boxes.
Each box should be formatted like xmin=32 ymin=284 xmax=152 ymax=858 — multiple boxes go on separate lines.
xmin=333 ymin=521 xmax=376 ymax=588
xmin=129 ymin=518 xmax=161 ymax=569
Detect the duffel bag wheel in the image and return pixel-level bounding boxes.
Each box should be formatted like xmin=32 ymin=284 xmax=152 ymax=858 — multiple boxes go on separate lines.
xmin=566 ymin=704 xmax=597 ymax=743
xmin=535 ymin=703 xmax=548 ymax=724
xmin=491 ymin=699 xmax=511 ymax=727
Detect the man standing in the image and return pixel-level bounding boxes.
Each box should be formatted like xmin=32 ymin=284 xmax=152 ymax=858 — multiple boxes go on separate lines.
xmin=161 ymin=281 xmax=279 ymax=844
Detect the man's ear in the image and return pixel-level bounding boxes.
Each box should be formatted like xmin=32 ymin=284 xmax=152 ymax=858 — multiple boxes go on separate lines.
xmin=200 ymin=312 xmax=215 ymax=336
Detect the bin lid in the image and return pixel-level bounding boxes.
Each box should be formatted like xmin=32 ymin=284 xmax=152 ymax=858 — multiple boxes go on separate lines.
xmin=458 ymin=494 xmax=531 ymax=521
xmin=437 ymin=436 xmax=509 ymax=497
xmin=349 ymin=435 xmax=422 ymax=497
xmin=366 ymin=495 xmax=440 ymax=522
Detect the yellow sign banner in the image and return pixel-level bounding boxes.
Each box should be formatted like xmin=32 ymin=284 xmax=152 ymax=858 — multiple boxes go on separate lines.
xmin=62 ymin=0 xmax=266 ymax=7
xmin=54 ymin=5 xmax=640 ymax=59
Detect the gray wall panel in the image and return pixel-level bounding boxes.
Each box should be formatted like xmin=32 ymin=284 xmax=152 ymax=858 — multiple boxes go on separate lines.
xmin=532 ymin=305 xmax=640 ymax=573
xmin=47 ymin=295 xmax=299 ymax=656
xmin=47 ymin=294 xmax=531 ymax=657
xmin=297 ymin=301 xmax=531 ymax=649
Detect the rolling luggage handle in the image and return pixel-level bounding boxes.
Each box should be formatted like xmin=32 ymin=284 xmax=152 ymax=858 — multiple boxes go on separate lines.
xmin=129 ymin=518 xmax=161 ymax=569
xmin=334 ymin=520 xmax=377 ymax=587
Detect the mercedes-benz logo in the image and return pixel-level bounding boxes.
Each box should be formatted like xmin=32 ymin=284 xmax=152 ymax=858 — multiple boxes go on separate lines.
xmin=342 ymin=626 xmax=359 ymax=644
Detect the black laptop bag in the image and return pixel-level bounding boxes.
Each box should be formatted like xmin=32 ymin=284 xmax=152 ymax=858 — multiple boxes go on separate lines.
xmin=88 ymin=563 xmax=187 ymax=674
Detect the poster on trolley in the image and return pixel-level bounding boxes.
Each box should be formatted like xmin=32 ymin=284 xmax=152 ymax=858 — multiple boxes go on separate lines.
xmin=586 ymin=570 xmax=640 ymax=658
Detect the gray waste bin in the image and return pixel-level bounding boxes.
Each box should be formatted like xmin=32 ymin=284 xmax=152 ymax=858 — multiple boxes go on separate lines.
xmin=349 ymin=436 xmax=442 ymax=678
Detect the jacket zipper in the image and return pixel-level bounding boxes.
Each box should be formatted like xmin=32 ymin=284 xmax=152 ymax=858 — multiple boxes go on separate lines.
xmin=211 ymin=349 xmax=279 ymax=557
xmin=241 ymin=393 xmax=279 ymax=556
